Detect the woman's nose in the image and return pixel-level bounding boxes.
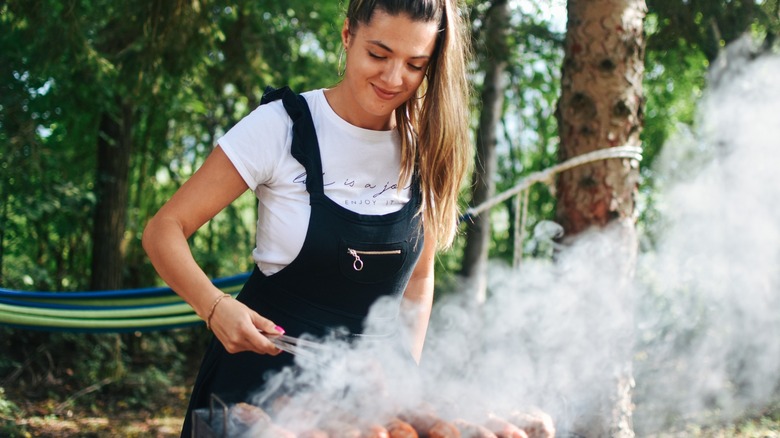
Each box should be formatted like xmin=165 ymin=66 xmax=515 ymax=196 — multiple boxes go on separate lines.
xmin=380 ymin=62 xmax=404 ymax=88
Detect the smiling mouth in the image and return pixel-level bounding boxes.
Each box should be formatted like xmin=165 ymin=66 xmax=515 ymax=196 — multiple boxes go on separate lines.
xmin=372 ymin=85 xmax=398 ymax=101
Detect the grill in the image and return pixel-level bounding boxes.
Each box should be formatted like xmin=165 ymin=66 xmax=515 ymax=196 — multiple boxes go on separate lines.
xmin=191 ymin=394 xmax=556 ymax=438
xmin=192 ymin=395 xmax=234 ymax=438
xmin=190 ymin=340 xmax=556 ymax=438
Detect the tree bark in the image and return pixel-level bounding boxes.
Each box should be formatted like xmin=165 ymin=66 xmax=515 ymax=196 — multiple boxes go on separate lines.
xmin=556 ymin=0 xmax=644 ymax=237
xmin=460 ymin=0 xmax=510 ymax=304
xmin=556 ymin=0 xmax=646 ymax=436
xmin=90 ymin=101 xmax=133 ymax=291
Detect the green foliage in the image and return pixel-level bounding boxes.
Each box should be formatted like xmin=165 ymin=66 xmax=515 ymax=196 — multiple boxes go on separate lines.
xmin=0 ymin=1 xmax=344 ymax=290
xmin=0 ymin=386 xmax=20 ymax=420
xmin=0 ymin=395 xmax=26 ymax=438
xmin=463 ymin=0 xmax=564 ymax=266
xmin=646 ymin=0 xmax=780 ymax=62
xmin=0 ymin=326 xmax=210 ymax=413
xmin=638 ymin=0 xmax=779 ymax=249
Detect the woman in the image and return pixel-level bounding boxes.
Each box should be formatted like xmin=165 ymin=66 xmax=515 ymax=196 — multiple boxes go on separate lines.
xmin=142 ymin=0 xmax=471 ymax=435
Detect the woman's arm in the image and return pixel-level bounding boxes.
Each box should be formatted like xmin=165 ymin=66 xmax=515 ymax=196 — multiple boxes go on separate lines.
xmin=142 ymin=146 xmax=282 ymax=355
xmin=400 ymin=228 xmax=437 ymax=363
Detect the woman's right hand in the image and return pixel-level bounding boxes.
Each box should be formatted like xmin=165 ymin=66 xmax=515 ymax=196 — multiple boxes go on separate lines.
xmin=207 ymin=296 xmax=285 ymax=355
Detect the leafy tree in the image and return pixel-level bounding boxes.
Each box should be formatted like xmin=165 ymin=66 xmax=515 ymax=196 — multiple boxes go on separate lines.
xmin=493 ymin=2 xmax=564 ymax=264
xmin=460 ymin=0 xmax=511 ymax=302
xmin=1 ymin=1 xmax=344 ymax=292
xmin=647 ymin=0 xmax=778 ymax=63
xmin=445 ymin=0 xmax=565 ymax=293
xmin=639 ymin=0 xmax=779 ymax=244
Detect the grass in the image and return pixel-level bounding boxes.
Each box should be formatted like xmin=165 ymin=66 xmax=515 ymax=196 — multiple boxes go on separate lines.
xmin=645 ymin=406 xmax=780 ymax=438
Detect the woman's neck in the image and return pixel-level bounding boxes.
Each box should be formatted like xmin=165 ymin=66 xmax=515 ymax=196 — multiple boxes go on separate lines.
xmin=323 ymin=85 xmax=396 ymax=131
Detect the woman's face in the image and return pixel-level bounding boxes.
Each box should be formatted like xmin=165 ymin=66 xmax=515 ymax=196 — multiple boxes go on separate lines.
xmin=339 ymin=9 xmax=438 ymax=130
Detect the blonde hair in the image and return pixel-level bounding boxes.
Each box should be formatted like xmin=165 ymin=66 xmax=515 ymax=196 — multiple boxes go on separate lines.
xmin=346 ymin=0 xmax=473 ymax=249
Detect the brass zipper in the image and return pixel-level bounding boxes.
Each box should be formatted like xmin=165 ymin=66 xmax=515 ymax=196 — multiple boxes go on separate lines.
xmin=347 ymin=248 xmax=402 ymax=271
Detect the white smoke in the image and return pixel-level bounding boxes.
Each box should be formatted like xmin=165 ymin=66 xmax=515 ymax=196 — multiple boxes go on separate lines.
xmin=250 ymin=44 xmax=780 ymax=437
xmin=419 ymin=226 xmax=637 ymax=434
xmin=630 ymin=44 xmax=780 ymax=433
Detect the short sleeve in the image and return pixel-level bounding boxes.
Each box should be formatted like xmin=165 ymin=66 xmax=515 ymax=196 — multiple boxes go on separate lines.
xmin=216 ymin=100 xmax=292 ymax=190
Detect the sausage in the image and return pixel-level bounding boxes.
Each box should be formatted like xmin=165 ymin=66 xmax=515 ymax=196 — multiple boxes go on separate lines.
xmin=363 ymin=423 xmax=391 ymax=438
xmin=386 ymin=418 xmax=420 ymax=438
xmin=428 ymin=420 xmax=462 ymax=438
xmin=320 ymin=419 xmax=362 ymax=438
xmin=230 ymin=402 xmax=271 ymax=426
xmin=398 ymin=411 xmax=439 ymax=432
xmin=484 ymin=415 xmax=529 ymax=438
xmin=398 ymin=410 xmax=460 ymax=438
xmin=506 ymin=411 xmax=555 ymax=438
xmin=452 ymin=419 xmax=498 ymax=438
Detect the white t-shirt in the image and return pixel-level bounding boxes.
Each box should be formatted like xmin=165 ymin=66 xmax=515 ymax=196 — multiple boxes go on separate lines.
xmin=218 ymin=89 xmax=411 ymax=275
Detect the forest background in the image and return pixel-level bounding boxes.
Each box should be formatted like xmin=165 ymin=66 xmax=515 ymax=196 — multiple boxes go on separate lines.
xmin=1 ymin=0 xmax=779 ymax=436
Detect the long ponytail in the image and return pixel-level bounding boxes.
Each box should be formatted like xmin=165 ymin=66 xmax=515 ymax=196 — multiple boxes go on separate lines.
xmin=347 ymin=0 xmax=473 ymax=249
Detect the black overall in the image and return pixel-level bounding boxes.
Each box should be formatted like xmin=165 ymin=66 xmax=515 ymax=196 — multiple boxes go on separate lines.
xmin=180 ymin=87 xmax=424 ymax=436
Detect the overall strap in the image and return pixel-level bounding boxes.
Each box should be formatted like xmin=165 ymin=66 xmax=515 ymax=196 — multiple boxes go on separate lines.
xmin=260 ymin=86 xmax=324 ymax=195
xmin=259 ymin=86 xmax=289 ymax=105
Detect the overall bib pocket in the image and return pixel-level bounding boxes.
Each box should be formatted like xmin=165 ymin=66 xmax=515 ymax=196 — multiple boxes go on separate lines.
xmin=338 ymin=239 xmax=408 ymax=284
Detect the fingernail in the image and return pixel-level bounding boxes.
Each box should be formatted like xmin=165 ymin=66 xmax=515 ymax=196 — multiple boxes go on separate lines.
xmin=274 ymin=325 xmax=285 ymax=334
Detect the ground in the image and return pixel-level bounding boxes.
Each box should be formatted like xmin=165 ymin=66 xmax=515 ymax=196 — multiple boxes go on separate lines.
xmin=2 ymin=384 xmax=189 ymax=438
xmin=4 ymin=385 xmax=780 ymax=437
xmin=13 ymin=415 xmax=182 ymax=438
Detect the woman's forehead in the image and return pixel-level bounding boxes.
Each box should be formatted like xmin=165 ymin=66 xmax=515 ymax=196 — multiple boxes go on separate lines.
xmin=352 ymin=10 xmax=439 ymax=56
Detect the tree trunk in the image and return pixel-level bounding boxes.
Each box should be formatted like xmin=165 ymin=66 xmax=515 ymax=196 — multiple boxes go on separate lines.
xmin=90 ymin=101 xmax=133 ymax=291
xmin=556 ymin=0 xmax=646 ymax=436
xmin=460 ymin=0 xmax=510 ymax=304
xmin=556 ymin=1 xmax=644 ymax=237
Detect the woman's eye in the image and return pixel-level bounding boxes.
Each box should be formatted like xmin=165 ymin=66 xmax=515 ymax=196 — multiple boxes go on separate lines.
xmin=408 ymin=64 xmax=424 ymax=72
xmin=368 ymin=52 xmax=385 ymax=60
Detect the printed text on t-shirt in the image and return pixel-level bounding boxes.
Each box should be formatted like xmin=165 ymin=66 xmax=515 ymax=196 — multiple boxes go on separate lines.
xmin=293 ymin=172 xmax=409 ymax=199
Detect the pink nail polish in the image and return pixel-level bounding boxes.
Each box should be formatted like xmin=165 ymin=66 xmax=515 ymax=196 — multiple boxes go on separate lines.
xmin=274 ymin=325 xmax=285 ymax=334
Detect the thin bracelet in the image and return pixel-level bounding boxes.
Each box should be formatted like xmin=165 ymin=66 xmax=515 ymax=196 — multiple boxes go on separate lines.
xmin=206 ymin=293 xmax=231 ymax=331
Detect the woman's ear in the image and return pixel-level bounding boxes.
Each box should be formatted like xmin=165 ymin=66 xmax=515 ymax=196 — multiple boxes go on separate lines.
xmin=341 ymin=18 xmax=351 ymax=49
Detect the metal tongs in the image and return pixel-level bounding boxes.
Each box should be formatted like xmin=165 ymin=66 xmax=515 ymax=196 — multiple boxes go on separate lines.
xmin=261 ymin=331 xmax=332 ymax=359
